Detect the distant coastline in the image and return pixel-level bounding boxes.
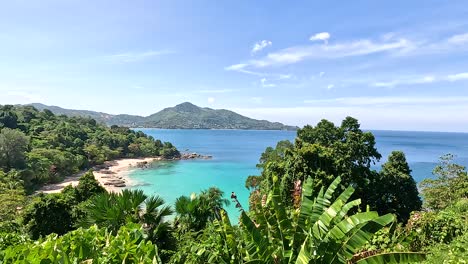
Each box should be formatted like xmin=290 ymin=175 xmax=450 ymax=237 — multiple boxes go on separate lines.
xmin=26 ymin=102 xmax=299 ymax=131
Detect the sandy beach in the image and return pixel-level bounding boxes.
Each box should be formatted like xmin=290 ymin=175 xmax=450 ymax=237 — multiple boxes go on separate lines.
xmin=39 ymin=157 xmax=160 ymax=194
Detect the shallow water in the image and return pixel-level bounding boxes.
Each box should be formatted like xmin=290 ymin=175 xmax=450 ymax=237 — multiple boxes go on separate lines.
xmin=128 ymin=129 xmax=468 ymax=221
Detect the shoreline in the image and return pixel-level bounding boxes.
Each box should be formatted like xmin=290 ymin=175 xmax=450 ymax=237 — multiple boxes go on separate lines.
xmin=38 ymin=157 xmax=161 ymax=194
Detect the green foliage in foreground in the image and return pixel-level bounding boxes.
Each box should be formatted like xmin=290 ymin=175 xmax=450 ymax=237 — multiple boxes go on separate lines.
xmin=172 ymin=176 xmax=425 ymax=263
xmin=79 ymin=189 xmax=173 ymax=245
xmin=422 ymin=231 xmax=468 ymax=264
xmin=1 ymin=224 xmax=162 ymax=264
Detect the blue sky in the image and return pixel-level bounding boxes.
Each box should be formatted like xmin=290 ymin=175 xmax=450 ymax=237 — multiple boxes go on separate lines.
xmin=1 ymin=0 xmax=468 ymax=132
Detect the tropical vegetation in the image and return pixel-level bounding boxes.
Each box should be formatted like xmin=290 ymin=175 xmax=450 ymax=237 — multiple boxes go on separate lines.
xmin=0 ymin=111 xmax=466 ymax=263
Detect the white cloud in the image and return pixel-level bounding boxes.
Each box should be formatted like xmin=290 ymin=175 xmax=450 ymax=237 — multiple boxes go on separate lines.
xmin=2 ymin=90 xmax=44 ymax=103
xmin=327 ymin=84 xmax=334 ymax=89
xmin=207 ymin=97 xmax=215 ymax=103
xmin=260 ymin=78 xmax=276 ymax=88
xmin=447 ymin=33 xmax=468 ymax=44
xmin=371 ymin=75 xmax=436 ymax=87
xmin=310 ymin=32 xmax=331 ymax=44
xmin=230 ymin=37 xmax=412 ymax=69
xmin=278 ymin=74 xmax=292 ymax=80
xmin=252 ymin=40 xmax=272 ymax=54
xmin=303 ymin=96 xmax=468 ymax=106
xmin=197 ymin=89 xmax=235 ymax=94
xmin=319 ymin=72 xmax=325 ymax=77
xmin=104 ymin=50 xmax=174 ymax=63
xmin=224 ymin=63 xmax=265 ymax=76
xmin=227 ymin=31 xmax=468 ymax=74
xmin=447 ymin=72 xmax=468 ymax=81
xmin=250 ymin=97 xmax=263 ymax=104
xmin=370 ymin=72 xmax=468 ymax=88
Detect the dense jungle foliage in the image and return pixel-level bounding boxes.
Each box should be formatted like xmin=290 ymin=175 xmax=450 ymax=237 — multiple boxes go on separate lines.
xmin=0 ymin=112 xmax=466 ymax=263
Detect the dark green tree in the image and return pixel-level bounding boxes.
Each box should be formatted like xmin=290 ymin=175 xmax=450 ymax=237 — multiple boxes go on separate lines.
xmin=73 ymin=170 xmax=105 ymax=202
xmin=0 ymin=128 xmax=30 ymax=171
xmin=174 ymin=187 xmax=229 ymax=232
xmin=22 ymin=193 xmax=74 ymax=239
xmin=0 ymin=105 xmax=18 ymax=129
xmin=370 ymin=151 xmax=421 ymax=223
xmin=255 ymin=117 xmax=382 ymax=208
xmin=419 ymin=154 xmax=468 ymax=211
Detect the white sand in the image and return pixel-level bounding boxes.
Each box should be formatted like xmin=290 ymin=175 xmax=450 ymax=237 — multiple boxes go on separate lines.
xmin=38 ymin=157 xmax=160 ymax=194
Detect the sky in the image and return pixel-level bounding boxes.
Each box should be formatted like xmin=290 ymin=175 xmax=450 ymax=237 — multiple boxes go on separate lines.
xmin=1 ymin=0 xmax=468 ymax=132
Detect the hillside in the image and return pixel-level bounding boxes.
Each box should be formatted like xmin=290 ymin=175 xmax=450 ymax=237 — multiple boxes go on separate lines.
xmin=29 ymin=103 xmax=145 ymax=127
xmin=28 ymin=102 xmax=297 ymax=130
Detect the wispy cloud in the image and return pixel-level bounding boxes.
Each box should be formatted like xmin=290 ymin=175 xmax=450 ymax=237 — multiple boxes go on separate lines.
xmin=309 ymin=32 xmax=330 ymax=44
xmin=446 ymin=33 xmax=468 ymax=45
xmin=228 ymin=37 xmax=412 ymax=70
xmin=225 ymin=63 xmax=265 ymax=76
xmin=227 ymin=31 xmax=468 ymax=74
xmin=327 ymin=84 xmax=334 ymax=90
xmin=371 ymin=75 xmax=436 ymax=87
xmin=104 ymin=50 xmax=174 ymax=63
xmin=447 ymin=72 xmax=468 ymax=81
xmin=250 ymin=97 xmax=263 ymax=104
xmin=252 ymin=40 xmax=272 ymax=54
xmin=197 ymin=89 xmax=235 ymax=94
xmin=260 ymin=78 xmax=276 ymax=88
xmin=0 ymin=90 xmax=44 ymax=103
xmin=370 ymin=72 xmax=468 ymax=87
xmin=303 ymin=96 xmax=468 ymax=106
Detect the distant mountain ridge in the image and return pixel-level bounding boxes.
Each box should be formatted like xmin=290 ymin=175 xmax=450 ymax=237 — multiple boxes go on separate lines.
xmin=28 ymin=102 xmax=298 ymax=130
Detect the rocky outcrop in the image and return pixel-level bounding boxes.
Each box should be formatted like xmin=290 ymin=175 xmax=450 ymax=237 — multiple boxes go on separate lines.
xmin=180 ymin=152 xmax=213 ymax=160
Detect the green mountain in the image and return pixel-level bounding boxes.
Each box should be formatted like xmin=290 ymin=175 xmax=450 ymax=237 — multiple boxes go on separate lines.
xmin=28 ymin=102 xmax=297 ymax=130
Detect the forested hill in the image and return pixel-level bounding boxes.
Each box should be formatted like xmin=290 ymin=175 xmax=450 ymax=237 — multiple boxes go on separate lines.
xmin=29 ymin=102 xmax=298 ymax=130
xmin=0 ymin=104 xmax=180 ymax=192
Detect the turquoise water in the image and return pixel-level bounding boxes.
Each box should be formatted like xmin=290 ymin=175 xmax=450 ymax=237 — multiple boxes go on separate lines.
xmin=129 ymin=129 xmax=468 ymax=221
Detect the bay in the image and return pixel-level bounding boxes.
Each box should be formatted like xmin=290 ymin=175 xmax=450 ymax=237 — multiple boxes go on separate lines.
xmin=129 ymin=129 xmax=468 ymax=221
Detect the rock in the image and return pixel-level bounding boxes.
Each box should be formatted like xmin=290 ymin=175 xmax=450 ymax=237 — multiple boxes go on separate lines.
xmin=180 ymin=152 xmax=213 ymax=160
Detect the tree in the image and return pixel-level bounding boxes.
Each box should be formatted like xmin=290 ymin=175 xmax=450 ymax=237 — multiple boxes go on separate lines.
xmin=0 ymin=105 xmax=18 ymax=129
xmin=21 ymin=193 xmax=75 ymax=239
xmin=370 ymin=151 xmax=421 ymax=223
xmin=0 ymin=128 xmax=30 ymax=171
xmin=174 ymin=187 xmax=229 ymax=232
xmin=255 ymin=117 xmax=382 ymax=209
xmin=0 ymin=170 xmax=25 ymax=223
xmin=73 ymin=170 xmax=106 ymax=202
xmin=419 ymin=154 xmax=468 ymax=211
xmin=79 ymin=189 xmax=173 ymax=249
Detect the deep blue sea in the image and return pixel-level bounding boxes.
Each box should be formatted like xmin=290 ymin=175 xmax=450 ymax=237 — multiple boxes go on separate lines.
xmin=129 ymin=129 xmax=468 ymax=221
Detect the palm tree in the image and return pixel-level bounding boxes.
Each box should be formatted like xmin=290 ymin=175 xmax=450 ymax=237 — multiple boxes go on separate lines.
xmin=79 ymin=189 xmax=173 ymax=245
xmin=174 ymin=187 xmax=230 ymax=232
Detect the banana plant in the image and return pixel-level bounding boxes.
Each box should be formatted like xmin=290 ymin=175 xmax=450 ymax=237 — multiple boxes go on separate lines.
xmin=240 ymin=176 xmax=425 ymax=264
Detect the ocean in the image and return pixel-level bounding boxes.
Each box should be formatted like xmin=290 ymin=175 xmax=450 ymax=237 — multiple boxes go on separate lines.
xmin=128 ymin=129 xmax=468 ymax=221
